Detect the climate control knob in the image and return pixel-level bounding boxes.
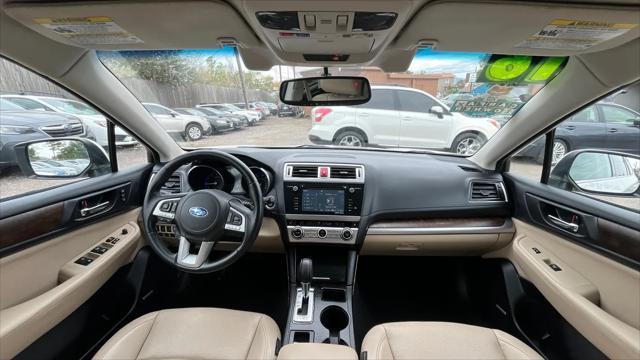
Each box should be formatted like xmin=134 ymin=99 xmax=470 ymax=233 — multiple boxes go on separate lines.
xmin=341 ymin=228 xmax=353 ymax=241
xmin=291 ymin=227 xmax=304 ymax=239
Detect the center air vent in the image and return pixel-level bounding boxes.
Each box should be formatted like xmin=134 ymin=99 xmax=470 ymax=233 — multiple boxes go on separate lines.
xmin=291 ymin=165 xmax=318 ymax=178
xmin=330 ymin=166 xmax=357 ymax=179
xmin=470 ymin=181 xmax=507 ymax=202
xmin=161 ymin=173 xmax=182 ymax=193
xmin=284 ymin=163 xmax=365 ymax=183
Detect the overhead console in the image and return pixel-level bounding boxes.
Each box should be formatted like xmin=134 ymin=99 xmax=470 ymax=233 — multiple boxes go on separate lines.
xmin=255 ymin=11 xmax=397 ymax=61
xmin=241 ymin=0 xmax=415 ymax=68
xmin=283 ymin=163 xmax=364 ymax=245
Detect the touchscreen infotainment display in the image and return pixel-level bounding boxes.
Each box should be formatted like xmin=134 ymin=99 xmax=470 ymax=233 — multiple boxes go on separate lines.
xmin=301 ymin=189 xmax=345 ymax=214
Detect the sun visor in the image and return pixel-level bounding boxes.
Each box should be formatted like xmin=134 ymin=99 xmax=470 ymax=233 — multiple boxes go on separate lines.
xmin=394 ymin=1 xmax=640 ymax=56
xmin=3 ymin=0 xmax=261 ymax=50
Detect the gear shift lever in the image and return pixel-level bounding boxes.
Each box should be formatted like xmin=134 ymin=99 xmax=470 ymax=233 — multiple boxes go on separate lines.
xmin=299 ymin=258 xmax=313 ymax=300
xmin=294 ymin=258 xmax=314 ymax=322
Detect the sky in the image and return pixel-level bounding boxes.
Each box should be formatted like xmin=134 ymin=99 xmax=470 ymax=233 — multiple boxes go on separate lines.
xmin=409 ymin=49 xmax=487 ymax=79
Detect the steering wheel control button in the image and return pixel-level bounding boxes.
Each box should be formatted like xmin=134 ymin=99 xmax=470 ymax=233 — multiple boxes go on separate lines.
xmin=153 ymin=198 xmax=182 ymax=219
xmin=224 ymin=206 xmax=246 ymax=232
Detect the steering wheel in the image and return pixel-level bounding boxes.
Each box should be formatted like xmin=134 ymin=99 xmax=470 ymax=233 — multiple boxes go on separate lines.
xmin=142 ymin=150 xmax=263 ymax=273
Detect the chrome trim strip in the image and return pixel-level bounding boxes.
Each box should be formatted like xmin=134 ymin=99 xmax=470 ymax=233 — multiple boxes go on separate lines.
xmin=366 ymin=218 xmax=514 ymax=235
xmin=285 ymin=214 xmax=361 ymax=222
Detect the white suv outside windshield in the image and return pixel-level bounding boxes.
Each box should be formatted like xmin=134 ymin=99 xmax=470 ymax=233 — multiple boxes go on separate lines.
xmin=98 ymin=49 xmax=563 ymax=155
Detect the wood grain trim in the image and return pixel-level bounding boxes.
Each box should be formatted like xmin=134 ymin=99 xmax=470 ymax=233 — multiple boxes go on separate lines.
xmin=597 ymin=218 xmax=640 ymax=264
xmin=369 ymin=217 xmax=506 ymax=229
xmin=0 ymin=203 xmax=64 ymax=250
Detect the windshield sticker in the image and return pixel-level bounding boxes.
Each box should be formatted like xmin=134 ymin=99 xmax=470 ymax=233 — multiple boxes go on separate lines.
xmin=477 ymin=55 xmax=567 ymax=85
xmin=34 ymin=17 xmax=143 ymax=45
xmin=516 ymin=19 xmax=638 ymax=50
xmin=450 ymin=98 xmax=523 ymax=118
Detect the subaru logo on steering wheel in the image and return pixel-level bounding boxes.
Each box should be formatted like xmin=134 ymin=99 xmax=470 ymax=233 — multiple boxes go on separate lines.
xmin=189 ymin=207 xmax=208 ymax=217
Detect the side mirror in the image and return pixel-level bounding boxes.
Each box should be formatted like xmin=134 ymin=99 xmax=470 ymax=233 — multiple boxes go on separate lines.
xmin=430 ymin=105 xmax=445 ymax=118
xmin=549 ymin=150 xmax=640 ymax=196
xmin=15 ymin=138 xmax=111 ymax=178
xmin=170 ymin=112 xmax=178 ymax=118
xmin=633 ymin=119 xmax=640 ymax=127
xmin=279 ymin=76 xmax=371 ymax=106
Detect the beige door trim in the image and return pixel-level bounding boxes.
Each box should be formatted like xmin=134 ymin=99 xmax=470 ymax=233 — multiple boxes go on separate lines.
xmin=0 ymin=209 xmax=142 ymax=359
xmin=486 ymin=219 xmax=640 ymax=359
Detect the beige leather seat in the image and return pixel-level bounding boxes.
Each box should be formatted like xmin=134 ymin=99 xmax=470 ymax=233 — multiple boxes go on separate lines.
xmin=362 ymin=322 xmax=542 ymax=360
xmin=94 ymin=308 xmax=281 ymax=360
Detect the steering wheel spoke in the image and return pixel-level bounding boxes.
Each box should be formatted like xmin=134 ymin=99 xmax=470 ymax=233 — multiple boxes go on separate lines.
xmin=176 ymin=236 xmax=215 ymax=268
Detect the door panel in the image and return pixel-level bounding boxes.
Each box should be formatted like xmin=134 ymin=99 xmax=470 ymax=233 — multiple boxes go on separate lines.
xmin=0 ymin=165 xmax=152 ymax=358
xmin=494 ymin=173 xmax=640 ymax=359
xmin=0 ymin=209 xmax=143 ymax=359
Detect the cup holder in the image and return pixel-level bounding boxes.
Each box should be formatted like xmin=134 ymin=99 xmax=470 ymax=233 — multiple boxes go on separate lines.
xmin=320 ymin=306 xmax=349 ymax=345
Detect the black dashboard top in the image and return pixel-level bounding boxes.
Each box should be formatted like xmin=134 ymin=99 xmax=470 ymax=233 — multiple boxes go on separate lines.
xmin=162 ymin=147 xmax=510 ymax=221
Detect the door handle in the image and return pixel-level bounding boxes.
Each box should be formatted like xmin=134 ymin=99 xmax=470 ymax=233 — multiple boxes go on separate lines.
xmin=608 ymin=128 xmax=618 ymax=133
xmin=564 ymin=125 xmax=575 ymax=130
xmin=547 ymin=214 xmax=579 ymax=233
xmin=359 ymin=112 xmax=369 ymax=117
xmin=80 ymin=201 xmax=111 ymax=217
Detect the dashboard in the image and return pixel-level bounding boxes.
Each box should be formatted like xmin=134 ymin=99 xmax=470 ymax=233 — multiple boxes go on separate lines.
xmin=155 ymin=147 xmax=512 ymax=250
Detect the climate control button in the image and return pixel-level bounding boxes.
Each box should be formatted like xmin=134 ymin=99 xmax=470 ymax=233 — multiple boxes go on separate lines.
xmin=318 ymin=228 xmax=327 ymax=238
xmin=291 ymin=227 xmax=304 ymax=239
xmin=341 ymin=228 xmax=353 ymax=241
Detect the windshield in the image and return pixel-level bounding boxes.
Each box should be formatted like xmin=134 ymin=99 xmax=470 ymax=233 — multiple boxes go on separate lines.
xmin=98 ymin=48 xmax=564 ymax=155
xmin=39 ymin=98 xmax=101 ymax=115
xmin=0 ymin=98 xmax=24 ymax=111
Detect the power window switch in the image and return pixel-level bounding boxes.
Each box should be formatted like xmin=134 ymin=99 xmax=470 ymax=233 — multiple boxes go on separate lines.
xmin=549 ymin=263 xmax=562 ymax=272
xmin=532 ymin=247 xmax=541 ymax=254
xmin=74 ymin=256 xmax=94 ymax=266
xmin=91 ymin=246 xmax=109 ymax=255
xmin=106 ymin=237 xmax=120 ymax=244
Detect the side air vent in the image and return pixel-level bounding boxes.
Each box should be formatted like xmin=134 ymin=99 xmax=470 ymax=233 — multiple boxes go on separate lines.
xmin=330 ymin=166 xmax=357 ymax=179
xmin=161 ymin=173 xmax=182 ymax=193
xmin=291 ymin=165 xmax=319 ymax=178
xmin=470 ymin=181 xmax=507 ymax=202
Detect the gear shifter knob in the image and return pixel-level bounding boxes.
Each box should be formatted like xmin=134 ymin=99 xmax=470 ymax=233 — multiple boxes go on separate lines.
xmin=299 ymin=258 xmax=313 ymax=299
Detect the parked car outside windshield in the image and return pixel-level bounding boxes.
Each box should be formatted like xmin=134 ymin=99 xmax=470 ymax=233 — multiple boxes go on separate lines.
xmin=98 ymin=48 xmax=563 ymax=155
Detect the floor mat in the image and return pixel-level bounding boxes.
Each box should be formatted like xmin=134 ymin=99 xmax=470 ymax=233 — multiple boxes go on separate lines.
xmin=352 ymin=256 xmax=488 ymax=350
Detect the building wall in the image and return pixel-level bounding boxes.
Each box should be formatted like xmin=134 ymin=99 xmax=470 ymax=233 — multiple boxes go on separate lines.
xmin=359 ymin=69 xmax=451 ymax=96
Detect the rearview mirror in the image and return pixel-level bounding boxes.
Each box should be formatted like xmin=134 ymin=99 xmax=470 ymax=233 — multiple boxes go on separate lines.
xmin=279 ymin=76 xmax=371 ymax=106
xmin=550 ymin=150 xmax=640 ymax=195
xmin=15 ymin=138 xmax=111 ymax=178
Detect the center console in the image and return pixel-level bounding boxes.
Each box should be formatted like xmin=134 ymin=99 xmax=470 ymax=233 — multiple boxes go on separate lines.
xmin=282 ymin=163 xmax=364 ymax=348
xmin=283 ymin=163 xmax=364 ymax=245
